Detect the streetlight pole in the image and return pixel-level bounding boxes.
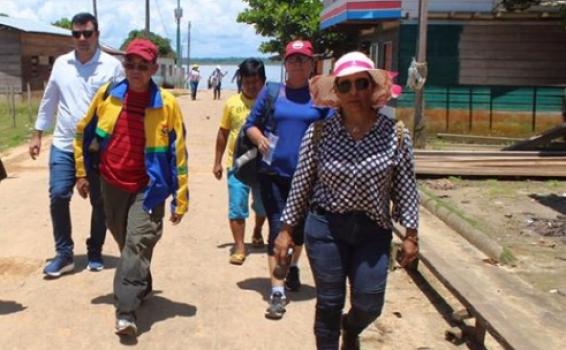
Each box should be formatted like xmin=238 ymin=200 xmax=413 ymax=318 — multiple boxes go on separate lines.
xmin=174 ymin=0 xmax=183 ymax=87
xmin=187 ymin=21 xmax=191 ymax=70
xmin=145 ymin=0 xmax=150 ymax=37
xmin=413 ymin=0 xmax=429 ymax=149
xmin=92 ymin=0 xmax=98 ymax=19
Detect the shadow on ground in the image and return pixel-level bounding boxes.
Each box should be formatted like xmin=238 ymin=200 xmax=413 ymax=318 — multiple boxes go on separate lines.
xmin=91 ymin=291 xmax=197 ymax=343
xmin=0 ymin=300 xmax=26 ymax=315
xmin=237 ymin=277 xmax=316 ymax=302
xmin=529 ymin=193 xmax=566 ymax=215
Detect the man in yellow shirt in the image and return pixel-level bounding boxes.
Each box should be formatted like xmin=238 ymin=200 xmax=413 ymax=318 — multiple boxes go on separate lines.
xmin=213 ymin=58 xmax=266 ymax=265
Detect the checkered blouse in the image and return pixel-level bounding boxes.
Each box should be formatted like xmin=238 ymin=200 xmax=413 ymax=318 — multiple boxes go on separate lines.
xmin=281 ymin=111 xmax=419 ymax=230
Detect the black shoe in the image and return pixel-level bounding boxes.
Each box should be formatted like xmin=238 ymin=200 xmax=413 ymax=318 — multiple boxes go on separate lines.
xmin=285 ymin=266 xmax=301 ymax=292
xmin=340 ymin=314 xmax=360 ymax=350
xmin=265 ymin=292 xmax=287 ymax=320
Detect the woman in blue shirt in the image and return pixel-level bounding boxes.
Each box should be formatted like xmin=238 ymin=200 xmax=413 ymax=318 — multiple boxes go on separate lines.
xmin=244 ymin=40 xmax=328 ymax=320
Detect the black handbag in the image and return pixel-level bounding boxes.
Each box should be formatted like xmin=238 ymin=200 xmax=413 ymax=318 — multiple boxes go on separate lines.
xmin=232 ymin=82 xmax=280 ymax=186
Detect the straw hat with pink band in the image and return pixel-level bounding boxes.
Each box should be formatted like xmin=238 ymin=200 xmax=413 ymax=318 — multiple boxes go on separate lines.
xmin=310 ymin=51 xmax=400 ymax=109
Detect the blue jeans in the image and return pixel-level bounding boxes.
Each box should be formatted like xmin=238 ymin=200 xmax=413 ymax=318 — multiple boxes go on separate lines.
xmin=49 ymin=146 xmax=106 ymax=259
xmin=190 ymin=81 xmax=199 ymax=100
xmin=304 ymin=210 xmax=392 ymax=350
xmin=258 ymin=173 xmax=304 ymax=256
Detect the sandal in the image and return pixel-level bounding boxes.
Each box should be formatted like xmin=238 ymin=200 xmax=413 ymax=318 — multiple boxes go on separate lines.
xmin=251 ymin=236 xmax=265 ymax=248
xmin=229 ymin=252 xmax=246 ymax=265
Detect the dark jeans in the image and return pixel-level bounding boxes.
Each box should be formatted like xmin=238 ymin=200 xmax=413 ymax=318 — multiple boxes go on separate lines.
xmin=213 ymin=82 xmax=221 ymax=99
xmin=101 ymin=178 xmax=164 ymax=320
xmin=304 ymin=210 xmax=392 ymax=350
xmin=48 ymin=146 xmax=106 ymax=259
xmin=258 ymin=173 xmax=304 ymax=256
xmin=190 ymin=81 xmax=199 ymax=100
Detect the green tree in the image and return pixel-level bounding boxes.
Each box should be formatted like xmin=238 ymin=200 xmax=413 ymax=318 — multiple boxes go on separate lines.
xmin=120 ymin=30 xmax=176 ymax=59
xmin=499 ymin=0 xmax=566 ymax=28
xmin=52 ymin=17 xmax=72 ymax=29
xmin=0 ymin=13 xmax=9 ymax=17
xmin=237 ymin=0 xmax=356 ymax=57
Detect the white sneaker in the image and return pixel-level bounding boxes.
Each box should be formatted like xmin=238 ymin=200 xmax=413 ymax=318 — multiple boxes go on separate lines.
xmin=115 ymin=318 xmax=137 ymax=336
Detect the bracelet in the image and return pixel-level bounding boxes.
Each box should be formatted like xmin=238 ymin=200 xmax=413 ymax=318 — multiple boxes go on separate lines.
xmin=403 ymin=235 xmax=419 ymax=244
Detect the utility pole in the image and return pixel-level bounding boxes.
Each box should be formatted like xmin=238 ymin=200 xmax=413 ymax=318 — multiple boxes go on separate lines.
xmin=92 ymin=0 xmax=98 ymax=19
xmin=145 ymin=0 xmax=150 ymax=37
xmin=174 ymin=0 xmax=183 ymax=87
xmin=187 ymin=21 xmax=191 ymax=70
xmin=413 ymin=0 xmax=429 ymax=149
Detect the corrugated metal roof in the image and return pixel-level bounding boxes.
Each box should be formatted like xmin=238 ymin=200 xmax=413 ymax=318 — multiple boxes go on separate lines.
xmin=0 ymin=16 xmax=71 ymax=36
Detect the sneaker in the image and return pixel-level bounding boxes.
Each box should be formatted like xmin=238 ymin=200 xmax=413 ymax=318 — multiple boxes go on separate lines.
xmin=43 ymin=256 xmax=75 ymax=278
xmin=265 ymin=292 xmax=288 ymax=320
xmin=115 ymin=318 xmax=138 ymax=336
xmin=285 ymin=266 xmax=301 ymax=292
xmin=87 ymin=255 xmax=104 ymax=272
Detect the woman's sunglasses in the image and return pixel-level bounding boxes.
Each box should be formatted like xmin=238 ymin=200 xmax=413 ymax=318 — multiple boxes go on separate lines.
xmin=286 ymin=55 xmax=311 ymax=64
xmin=71 ymin=30 xmax=95 ymax=39
xmin=123 ymin=62 xmax=151 ymax=72
xmin=335 ymin=78 xmax=371 ymax=94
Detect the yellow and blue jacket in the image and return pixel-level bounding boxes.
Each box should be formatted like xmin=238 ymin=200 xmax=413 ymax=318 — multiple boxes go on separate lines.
xmin=74 ymin=79 xmax=189 ymax=215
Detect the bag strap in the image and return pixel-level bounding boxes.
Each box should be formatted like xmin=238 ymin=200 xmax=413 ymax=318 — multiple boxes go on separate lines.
xmin=312 ymin=120 xmax=323 ymax=157
xmin=395 ymin=120 xmax=405 ymax=150
xmin=261 ymin=82 xmax=281 ymax=132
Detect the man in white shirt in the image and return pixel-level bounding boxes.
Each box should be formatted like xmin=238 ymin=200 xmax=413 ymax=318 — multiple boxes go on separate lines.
xmin=29 ymin=12 xmax=124 ymax=278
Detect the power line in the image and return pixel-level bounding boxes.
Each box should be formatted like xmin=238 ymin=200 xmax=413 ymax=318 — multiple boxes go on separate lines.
xmin=153 ymin=0 xmax=172 ymax=38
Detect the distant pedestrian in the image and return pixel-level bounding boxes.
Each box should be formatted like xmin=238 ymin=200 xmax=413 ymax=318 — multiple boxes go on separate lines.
xmin=244 ymin=40 xmax=331 ymax=320
xmin=188 ymin=64 xmax=201 ymax=100
xmin=209 ymin=66 xmax=227 ymax=100
xmin=213 ymin=58 xmax=267 ymax=265
xmin=231 ymin=68 xmax=242 ymax=93
xmin=29 ymin=12 xmax=124 ymax=278
xmin=74 ymin=38 xmax=189 ymax=337
xmin=277 ymin=51 xmax=419 ymax=349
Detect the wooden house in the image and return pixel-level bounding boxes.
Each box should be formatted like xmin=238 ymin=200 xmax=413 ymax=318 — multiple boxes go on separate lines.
xmin=320 ymin=0 xmax=566 ymax=136
xmin=0 ymin=16 xmax=73 ymax=93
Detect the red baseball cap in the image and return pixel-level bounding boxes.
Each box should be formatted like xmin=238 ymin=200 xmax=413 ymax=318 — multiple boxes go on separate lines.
xmin=285 ymin=40 xmax=313 ymax=59
xmin=125 ymin=38 xmax=158 ymax=62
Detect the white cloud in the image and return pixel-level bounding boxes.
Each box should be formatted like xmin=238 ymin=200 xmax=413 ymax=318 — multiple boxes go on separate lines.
xmin=1 ymin=0 xmax=269 ymax=57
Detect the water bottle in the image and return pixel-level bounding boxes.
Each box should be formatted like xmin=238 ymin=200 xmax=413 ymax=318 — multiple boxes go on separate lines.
xmin=273 ymin=247 xmax=293 ymax=280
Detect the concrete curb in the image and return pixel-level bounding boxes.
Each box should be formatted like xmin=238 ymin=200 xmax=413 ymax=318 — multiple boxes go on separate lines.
xmin=419 ymin=188 xmax=516 ymax=265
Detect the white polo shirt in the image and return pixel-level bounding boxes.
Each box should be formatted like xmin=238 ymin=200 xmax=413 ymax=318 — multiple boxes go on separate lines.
xmin=35 ymin=48 xmax=124 ymax=152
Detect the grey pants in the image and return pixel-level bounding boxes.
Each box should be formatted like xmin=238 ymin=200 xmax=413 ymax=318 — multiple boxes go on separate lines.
xmin=101 ymin=178 xmax=164 ymax=320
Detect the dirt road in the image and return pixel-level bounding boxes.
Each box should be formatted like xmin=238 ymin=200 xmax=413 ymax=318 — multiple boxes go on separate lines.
xmin=0 ymin=90 xmax=463 ymax=349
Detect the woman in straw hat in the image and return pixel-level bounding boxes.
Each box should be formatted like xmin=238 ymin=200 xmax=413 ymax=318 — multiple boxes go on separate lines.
xmin=276 ymin=51 xmax=419 ymax=350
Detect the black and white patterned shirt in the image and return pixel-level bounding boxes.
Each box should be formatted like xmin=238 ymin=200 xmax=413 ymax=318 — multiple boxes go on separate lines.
xmin=281 ymin=111 xmax=419 ymax=230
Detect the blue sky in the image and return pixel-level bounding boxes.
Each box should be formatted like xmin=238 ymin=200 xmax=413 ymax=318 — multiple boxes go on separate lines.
xmin=1 ymin=0 xmax=268 ymax=58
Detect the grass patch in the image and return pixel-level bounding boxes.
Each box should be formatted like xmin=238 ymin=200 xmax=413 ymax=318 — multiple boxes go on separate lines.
xmin=483 ymin=179 xmax=518 ymax=199
xmin=0 ymin=99 xmax=40 ymax=152
xmin=419 ymin=185 xmax=491 ymax=234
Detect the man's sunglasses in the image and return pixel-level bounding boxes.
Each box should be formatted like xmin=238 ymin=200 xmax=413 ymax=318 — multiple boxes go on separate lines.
xmin=123 ymin=62 xmax=151 ymax=72
xmin=335 ymin=78 xmax=372 ymax=94
xmin=71 ymin=30 xmax=95 ymax=39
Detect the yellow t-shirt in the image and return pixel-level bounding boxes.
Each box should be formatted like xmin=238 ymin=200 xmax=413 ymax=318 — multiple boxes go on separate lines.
xmin=220 ymin=93 xmax=255 ymax=168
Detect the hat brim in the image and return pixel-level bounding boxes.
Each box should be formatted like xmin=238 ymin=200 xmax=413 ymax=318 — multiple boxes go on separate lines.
xmin=309 ymin=69 xmax=392 ymax=109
